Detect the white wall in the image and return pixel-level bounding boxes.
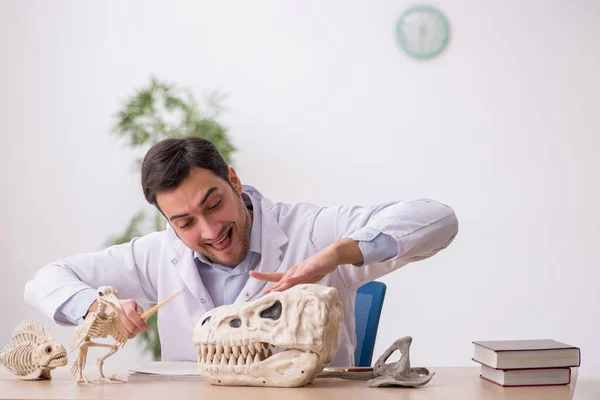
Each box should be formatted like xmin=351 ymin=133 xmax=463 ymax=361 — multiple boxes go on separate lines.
xmin=1 ymin=0 xmax=599 ymax=380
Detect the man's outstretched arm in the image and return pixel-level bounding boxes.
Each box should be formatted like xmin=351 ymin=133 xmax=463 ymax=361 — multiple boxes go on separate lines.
xmin=251 ymin=198 xmax=458 ymax=292
xmin=24 ymin=231 xmax=165 ymax=326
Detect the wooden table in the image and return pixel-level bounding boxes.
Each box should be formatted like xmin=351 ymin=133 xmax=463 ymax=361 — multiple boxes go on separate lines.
xmin=0 ymin=367 xmax=595 ymax=400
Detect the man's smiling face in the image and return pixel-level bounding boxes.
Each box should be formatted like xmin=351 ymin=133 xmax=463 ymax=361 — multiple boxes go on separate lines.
xmin=157 ymin=166 xmax=252 ymax=267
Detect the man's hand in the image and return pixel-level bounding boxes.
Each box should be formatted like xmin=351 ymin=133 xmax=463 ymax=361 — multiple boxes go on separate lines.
xmin=87 ymin=299 xmax=149 ymax=339
xmin=249 ymin=238 xmax=364 ymax=295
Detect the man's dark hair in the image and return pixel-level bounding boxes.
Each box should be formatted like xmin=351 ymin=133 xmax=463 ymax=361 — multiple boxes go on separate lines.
xmin=141 ymin=136 xmax=230 ymax=206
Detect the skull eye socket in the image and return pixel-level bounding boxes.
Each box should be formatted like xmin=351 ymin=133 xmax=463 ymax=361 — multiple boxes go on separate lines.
xmin=45 ymin=346 xmax=52 ymax=354
xmin=99 ymin=292 xmax=104 ymax=297
xmin=229 ymin=318 xmax=241 ymax=328
xmin=201 ymin=316 xmax=211 ymax=326
xmin=259 ymin=300 xmax=282 ymax=320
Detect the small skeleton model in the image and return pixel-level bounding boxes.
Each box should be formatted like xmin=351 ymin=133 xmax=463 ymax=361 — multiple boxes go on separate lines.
xmin=318 ymin=336 xmax=435 ymax=387
xmin=192 ymin=284 xmax=344 ymax=387
xmin=68 ymin=286 xmax=130 ymax=385
xmin=0 ymin=319 xmax=68 ymax=380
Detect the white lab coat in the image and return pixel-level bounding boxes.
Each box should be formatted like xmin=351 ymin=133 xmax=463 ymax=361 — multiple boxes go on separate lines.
xmin=24 ymin=185 xmax=458 ymax=367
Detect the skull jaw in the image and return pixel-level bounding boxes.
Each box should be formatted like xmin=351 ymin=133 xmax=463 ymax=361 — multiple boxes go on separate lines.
xmin=38 ymin=351 xmax=68 ymax=370
xmin=47 ymin=354 xmax=68 ymax=368
xmin=199 ymin=349 xmax=322 ymax=387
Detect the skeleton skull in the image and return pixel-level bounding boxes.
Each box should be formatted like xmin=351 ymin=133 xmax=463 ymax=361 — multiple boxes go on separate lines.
xmin=0 ymin=320 xmax=68 ymax=380
xmin=33 ymin=342 xmax=68 ymax=370
xmin=192 ymin=284 xmax=343 ymax=387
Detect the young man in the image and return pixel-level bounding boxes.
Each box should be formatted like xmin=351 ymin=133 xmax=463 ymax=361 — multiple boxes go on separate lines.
xmin=24 ymin=137 xmax=458 ymax=367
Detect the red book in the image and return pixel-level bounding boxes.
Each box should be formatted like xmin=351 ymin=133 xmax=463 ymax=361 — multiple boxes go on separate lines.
xmin=472 ymin=339 xmax=581 ymax=369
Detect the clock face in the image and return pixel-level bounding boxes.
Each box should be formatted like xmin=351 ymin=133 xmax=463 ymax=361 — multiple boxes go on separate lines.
xmin=395 ymin=5 xmax=449 ymax=59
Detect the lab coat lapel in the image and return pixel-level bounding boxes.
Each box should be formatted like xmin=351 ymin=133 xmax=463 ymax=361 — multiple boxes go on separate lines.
xmin=235 ymin=196 xmax=288 ymax=302
xmin=170 ymin=239 xmax=216 ymax=310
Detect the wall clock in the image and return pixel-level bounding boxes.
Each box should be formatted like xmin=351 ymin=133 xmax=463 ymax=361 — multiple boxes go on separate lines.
xmin=395 ymin=5 xmax=450 ymax=60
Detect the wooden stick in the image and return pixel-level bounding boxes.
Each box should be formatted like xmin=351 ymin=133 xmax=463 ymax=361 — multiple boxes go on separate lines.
xmin=140 ymin=288 xmax=185 ymax=320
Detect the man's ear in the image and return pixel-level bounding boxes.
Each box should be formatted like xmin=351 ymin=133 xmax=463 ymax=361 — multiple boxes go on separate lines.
xmin=228 ymin=167 xmax=243 ymax=194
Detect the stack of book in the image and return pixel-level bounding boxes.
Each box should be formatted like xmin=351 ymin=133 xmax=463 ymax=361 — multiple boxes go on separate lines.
xmin=471 ymin=339 xmax=581 ymax=387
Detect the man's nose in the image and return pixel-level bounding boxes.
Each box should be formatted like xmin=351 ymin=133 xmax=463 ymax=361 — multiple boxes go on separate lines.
xmin=196 ymin=219 xmax=221 ymax=241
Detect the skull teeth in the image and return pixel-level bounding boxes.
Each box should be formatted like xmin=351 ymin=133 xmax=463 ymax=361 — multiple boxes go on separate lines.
xmin=208 ymin=344 xmax=215 ymax=362
xmin=197 ymin=342 xmax=281 ymax=366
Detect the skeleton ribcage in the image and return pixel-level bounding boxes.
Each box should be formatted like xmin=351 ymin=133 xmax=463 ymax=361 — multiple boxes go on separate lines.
xmin=88 ymin=316 xmax=124 ymax=343
xmin=1 ymin=342 xmax=36 ymax=376
xmin=89 ymin=318 xmax=111 ymax=338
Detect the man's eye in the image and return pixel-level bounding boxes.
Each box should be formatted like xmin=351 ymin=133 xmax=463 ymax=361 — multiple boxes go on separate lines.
xmin=179 ymin=220 xmax=193 ymax=229
xmin=209 ymin=200 xmax=222 ymax=210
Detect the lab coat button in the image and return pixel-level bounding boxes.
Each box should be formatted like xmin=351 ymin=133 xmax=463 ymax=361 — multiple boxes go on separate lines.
xmin=171 ymin=258 xmax=177 ymax=265
xmin=279 ymin=254 xmax=283 ymax=260
xmin=244 ymin=292 xmax=249 ymax=297
xmin=200 ymin=299 xmax=206 ymax=304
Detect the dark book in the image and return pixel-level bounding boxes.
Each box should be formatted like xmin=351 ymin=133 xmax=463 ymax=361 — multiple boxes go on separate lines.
xmin=479 ymin=364 xmax=571 ymax=387
xmin=472 ymin=339 xmax=581 ymax=369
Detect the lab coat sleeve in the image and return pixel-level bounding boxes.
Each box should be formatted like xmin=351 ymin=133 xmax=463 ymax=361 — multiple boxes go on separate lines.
xmin=55 ymin=288 xmax=98 ymax=325
xmin=23 ymin=230 xmax=164 ymax=326
xmin=346 ymin=227 xmax=399 ymax=267
xmin=310 ymin=198 xmax=458 ymax=290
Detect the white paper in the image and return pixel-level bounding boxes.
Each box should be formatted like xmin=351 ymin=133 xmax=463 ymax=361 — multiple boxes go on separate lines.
xmin=128 ymin=361 xmax=202 ymax=377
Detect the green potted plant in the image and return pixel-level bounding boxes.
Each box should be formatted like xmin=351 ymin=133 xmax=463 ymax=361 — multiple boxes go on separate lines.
xmin=106 ymin=77 xmax=235 ymax=360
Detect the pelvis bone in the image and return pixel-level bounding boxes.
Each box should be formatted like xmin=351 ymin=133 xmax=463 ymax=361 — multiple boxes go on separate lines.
xmin=192 ymin=284 xmax=343 ymax=387
xmin=369 ymin=336 xmax=434 ymax=387
xmin=318 ymin=336 xmax=434 ymax=388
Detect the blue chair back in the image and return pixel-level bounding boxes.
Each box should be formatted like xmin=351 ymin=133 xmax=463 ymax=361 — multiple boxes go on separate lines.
xmin=354 ymin=281 xmax=387 ymax=367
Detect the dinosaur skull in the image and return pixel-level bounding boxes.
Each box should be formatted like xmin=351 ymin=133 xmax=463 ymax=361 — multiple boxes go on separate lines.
xmin=192 ymin=284 xmax=343 ymax=387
